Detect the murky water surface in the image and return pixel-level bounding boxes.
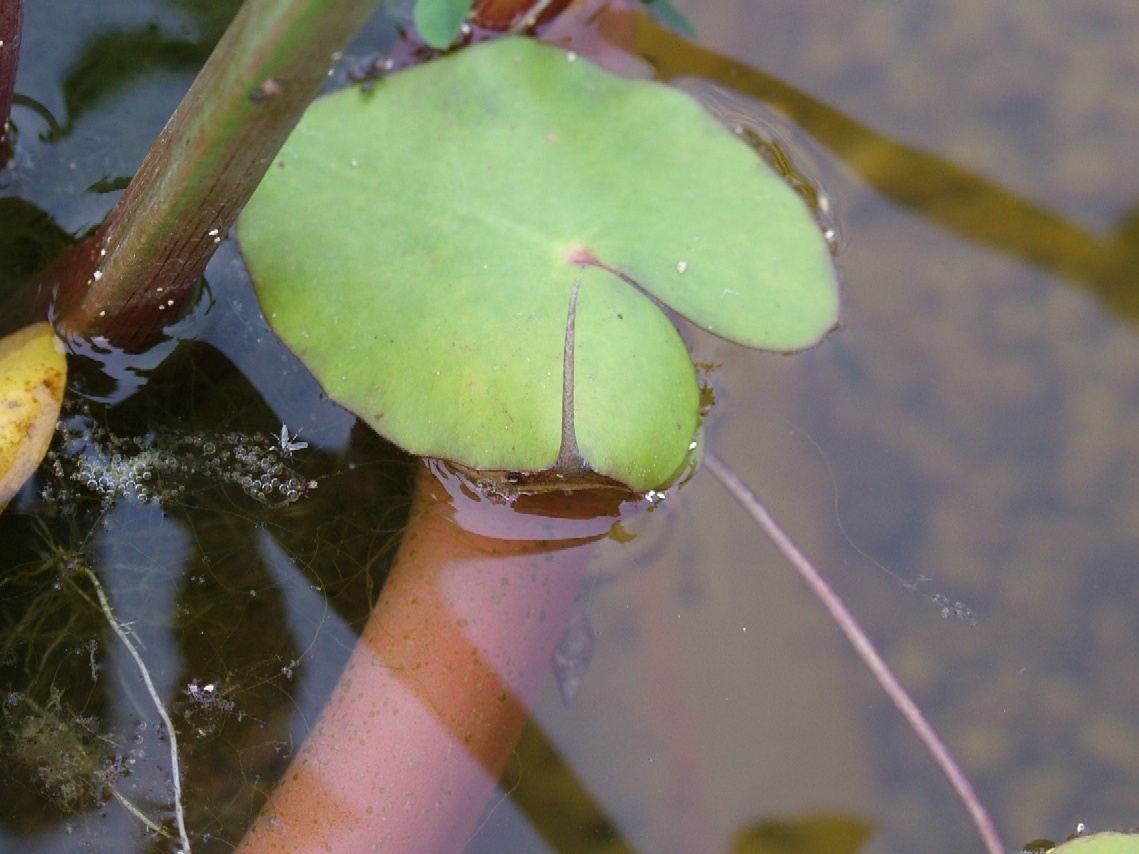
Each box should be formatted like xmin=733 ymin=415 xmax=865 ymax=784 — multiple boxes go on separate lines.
xmin=3 ymin=1 xmax=1139 ymax=852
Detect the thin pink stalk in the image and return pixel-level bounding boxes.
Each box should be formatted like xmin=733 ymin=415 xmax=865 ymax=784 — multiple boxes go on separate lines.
xmin=702 ymin=449 xmax=1005 ymax=854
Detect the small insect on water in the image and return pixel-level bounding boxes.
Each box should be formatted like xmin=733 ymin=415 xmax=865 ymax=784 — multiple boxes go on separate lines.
xmin=278 ymin=425 xmax=308 ymax=455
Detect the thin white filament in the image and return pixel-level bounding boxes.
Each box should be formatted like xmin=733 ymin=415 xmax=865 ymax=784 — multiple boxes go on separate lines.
xmin=81 ymin=567 xmax=191 ymax=852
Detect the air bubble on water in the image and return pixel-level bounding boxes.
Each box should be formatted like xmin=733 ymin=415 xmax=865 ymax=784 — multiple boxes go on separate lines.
xmin=551 ymin=610 xmax=596 ymax=706
xmin=41 ymin=409 xmax=314 ymax=510
xmin=186 ymin=680 xmax=228 ymax=711
xmin=933 ymin=594 xmax=978 ymax=626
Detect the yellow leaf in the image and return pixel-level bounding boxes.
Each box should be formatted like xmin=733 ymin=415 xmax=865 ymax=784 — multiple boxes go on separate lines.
xmin=0 ymin=323 xmax=67 ymax=513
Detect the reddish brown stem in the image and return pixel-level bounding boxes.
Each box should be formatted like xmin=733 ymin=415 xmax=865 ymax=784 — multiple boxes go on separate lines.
xmin=0 ymin=0 xmax=21 ymax=166
xmin=36 ymin=0 xmax=380 ymax=351
xmin=473 ymin=0 xmax=573 ymax=31
xmin=239 ymin=463 xmax=630 ymax=852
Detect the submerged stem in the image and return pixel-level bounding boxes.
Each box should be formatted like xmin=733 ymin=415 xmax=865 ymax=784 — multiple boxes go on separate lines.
xmin=702 ymin=450 xmax=1005 ymax=854
xmin=238 ymin=463 xmax=603 ymax=853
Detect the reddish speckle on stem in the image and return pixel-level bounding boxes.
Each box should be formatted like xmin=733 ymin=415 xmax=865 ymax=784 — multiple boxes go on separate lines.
xmin=251 ymin=77 xmax=283 ymax=102
xmin=563 ymin=246 xmax=598 ymax=266
xmin=471 ymin=0 xmax=574 ymax=31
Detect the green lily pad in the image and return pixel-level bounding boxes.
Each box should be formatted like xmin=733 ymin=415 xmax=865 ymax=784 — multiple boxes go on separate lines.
xmin=1052 ymin=833 xmax=1139 ymax=854
xmin=413 ymin=0 xmax=474 ymax=50
xmin=238 ymin=37 xmax=838 ymax=492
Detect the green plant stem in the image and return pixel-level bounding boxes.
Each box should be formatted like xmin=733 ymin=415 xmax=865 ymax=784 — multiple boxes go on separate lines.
xmin=40 ymin=0 xmax=381 ymax=350
xmin=0 ymin=0 xmax=21 ymax=166
xmin=702 ymin=450 xmax=1005 ymax=854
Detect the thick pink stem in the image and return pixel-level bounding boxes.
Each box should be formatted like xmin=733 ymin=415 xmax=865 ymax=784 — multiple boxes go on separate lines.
xmin=239 ymin=463 xmax=618 ymax=853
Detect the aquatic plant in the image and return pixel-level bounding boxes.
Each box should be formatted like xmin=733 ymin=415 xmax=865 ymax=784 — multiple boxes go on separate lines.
xmin=8 ymin=0 xmax=1134 ymax=851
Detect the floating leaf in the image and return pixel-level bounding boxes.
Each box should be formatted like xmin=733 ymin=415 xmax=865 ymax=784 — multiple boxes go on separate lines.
xmin=413 ymin=0 xmax=475 ymax=49
xmin=1051 ymin=833 xmax=1139 ymax=854
xmin=239 ymin=37 xmax=838 ymax=491
xmin=0 ymin=323 xmax=67 ymax=513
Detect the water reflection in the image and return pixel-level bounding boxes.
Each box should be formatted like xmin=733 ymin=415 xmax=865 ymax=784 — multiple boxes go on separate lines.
xmin=625 ymin=9 xmax=1139 ymax=330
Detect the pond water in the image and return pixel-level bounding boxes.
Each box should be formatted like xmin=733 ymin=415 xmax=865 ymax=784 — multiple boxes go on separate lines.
xmin=3 ymin=1 xmax=1139 ymax=852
